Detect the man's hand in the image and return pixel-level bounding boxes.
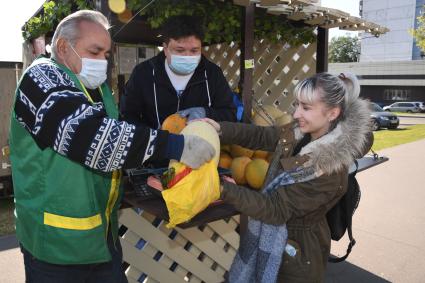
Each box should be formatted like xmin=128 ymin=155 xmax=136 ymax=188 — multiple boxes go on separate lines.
xmin=180 ymin=135 xmax=215 ymax=169
xmin=178 ymin=107 xmax=206 ymax=121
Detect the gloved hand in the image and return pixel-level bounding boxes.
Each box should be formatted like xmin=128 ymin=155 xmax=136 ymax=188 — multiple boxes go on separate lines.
xmin=178 ymin=107 xmax=206 ymax=121
xmin=180 ymin=135 xmax=215 ymax=169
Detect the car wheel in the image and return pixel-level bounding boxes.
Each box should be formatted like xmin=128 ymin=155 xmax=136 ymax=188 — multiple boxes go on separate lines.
xmin=407 ymin=110 xmax=412 ymax=113
xmin=385 ymin=109 xmax=391 ymax=112
xmin=372 ymin=120 xmax=380 ymax=131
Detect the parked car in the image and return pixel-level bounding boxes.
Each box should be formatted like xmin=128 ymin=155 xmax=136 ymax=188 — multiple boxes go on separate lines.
xmin=383 ymin=102 xmax=421 ymax=113
xmin=371 ymin=103 xmax=399 ymax=130
xmin=411 ymin=101 xmax=425 ymax=113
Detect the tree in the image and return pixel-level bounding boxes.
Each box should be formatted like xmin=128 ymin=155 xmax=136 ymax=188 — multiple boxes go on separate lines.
xmin=328 ymin=36 xmax=360 ymax=63
xmin=411 ymin=5 xmax=425 ymax=52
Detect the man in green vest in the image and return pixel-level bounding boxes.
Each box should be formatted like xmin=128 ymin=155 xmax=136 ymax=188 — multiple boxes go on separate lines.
xmin=9 ymin=10 xmax=215 ymax=283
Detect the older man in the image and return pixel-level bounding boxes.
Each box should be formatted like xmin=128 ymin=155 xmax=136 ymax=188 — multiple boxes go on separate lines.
xmin=120 ymin=15 xmax=236 ymax=129
xmin=9 ymin=10 xmax=214 ymax=283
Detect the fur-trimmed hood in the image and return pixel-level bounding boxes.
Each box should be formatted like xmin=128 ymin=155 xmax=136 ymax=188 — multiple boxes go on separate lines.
xmin=294 ymin=98 xmax=372 ymax=175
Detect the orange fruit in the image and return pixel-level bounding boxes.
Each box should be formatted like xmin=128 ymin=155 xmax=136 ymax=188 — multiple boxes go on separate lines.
xmin=161 ymin=113 xmax=187 ymax=134
xmin=118 ymin=9 xmax=132 ymax=23
xmin=230 ymin=156 xmax=252 ymax=185
xmin=219 ymin=151 xmax=233 ymax=169
xmin=245 ymin=159 xmax=269 ymax=190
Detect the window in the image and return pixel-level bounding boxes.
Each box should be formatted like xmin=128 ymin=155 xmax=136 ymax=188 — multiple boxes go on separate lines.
xmin=383 ymin=89 xmax=411 ymax=101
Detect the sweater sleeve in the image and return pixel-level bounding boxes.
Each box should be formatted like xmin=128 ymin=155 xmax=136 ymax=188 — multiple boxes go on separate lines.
xmin=14 ymin=62 xmax=170 ymax=172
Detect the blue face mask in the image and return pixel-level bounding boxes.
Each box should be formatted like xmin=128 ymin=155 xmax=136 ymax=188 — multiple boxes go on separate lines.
xmin=169 ymin=54 xmax=201 ymax=75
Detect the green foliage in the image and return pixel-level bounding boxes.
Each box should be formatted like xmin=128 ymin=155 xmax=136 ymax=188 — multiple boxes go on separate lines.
xmin=23 ymin=0 xmax=315 ymax=46
xmin=128 ymin=0 xmax=315 ymax=45
xmin=329 ymin=35 xmax=360 ymax=63
xmin=22 ymin=0 xmax=94 ymax=41
xmin=411 ymin=5 xmax=425 ymax=52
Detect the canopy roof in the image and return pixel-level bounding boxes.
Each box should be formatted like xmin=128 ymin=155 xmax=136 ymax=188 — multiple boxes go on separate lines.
xmin=25 ymin=0 xmax=388 ymax=44
xmin=233 ymin=0 xmax=388 ymax=35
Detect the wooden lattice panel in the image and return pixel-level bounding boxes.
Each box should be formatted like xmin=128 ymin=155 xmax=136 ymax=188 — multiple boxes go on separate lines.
xmin=119 ymin=208 xmax=240 ymax=283
xmin=203 ymin=40 xmax=317 ymax=113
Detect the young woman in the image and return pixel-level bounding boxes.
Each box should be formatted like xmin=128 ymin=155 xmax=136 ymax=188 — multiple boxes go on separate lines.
xmin=202 ymin=72 xmax=372 ymax=282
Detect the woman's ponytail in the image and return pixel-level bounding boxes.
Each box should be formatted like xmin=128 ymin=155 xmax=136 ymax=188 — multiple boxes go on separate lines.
xmin=338 ymin=72 xmax=360 ymax=106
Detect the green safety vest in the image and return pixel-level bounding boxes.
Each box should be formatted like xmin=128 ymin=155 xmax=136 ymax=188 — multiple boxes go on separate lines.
xmin=9 ymin=57 xmax=123 ymax=264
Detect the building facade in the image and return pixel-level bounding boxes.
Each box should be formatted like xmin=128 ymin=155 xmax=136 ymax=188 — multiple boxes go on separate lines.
xmin=360 ymin=0 xmax=425 ymax=62
xmin=329 ymin=60 xmax=425 ymax=104
xmin=330 ymin=0 xmax=425 ymax=105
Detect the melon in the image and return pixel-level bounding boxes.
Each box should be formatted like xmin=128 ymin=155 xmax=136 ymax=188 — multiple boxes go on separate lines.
xmin=253 ymin=150 xmax=269 ymax=160
xmin=252 ymin=104 xmax=292 ymax=127
xmin=221 ymin=144 xmax=231 ymax=154
xmin=230 ymin=156 xmax=252 ymax=185
xmin=245 ymin=159 xmax=269 ymax=190
xmin=180 ymin=120 xmax=220 ymax=166
xmin=230 ymin=144 xmax=254 ymax=158
xmin=161 ymin=113 xmax=187 ymax=134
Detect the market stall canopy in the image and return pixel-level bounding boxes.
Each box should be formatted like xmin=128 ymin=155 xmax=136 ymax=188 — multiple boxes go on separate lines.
xmin=23 ymin=0 xmax=388 ymax=45
xmin=232 ymin=0 xmax=389 ymax=35
xmin=108 ymin=0 xmax=388 ymax=45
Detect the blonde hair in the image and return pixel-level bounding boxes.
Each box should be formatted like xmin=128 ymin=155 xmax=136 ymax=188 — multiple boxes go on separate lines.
xmin=293 ymin=72 xmax=360 ymax=122
xmin=51 ymin=10 xmax=110 ymax=59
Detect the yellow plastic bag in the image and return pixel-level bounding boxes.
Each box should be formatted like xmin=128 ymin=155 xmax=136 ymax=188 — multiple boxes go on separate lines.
xmin=162 ymin=160 xmax=220 ymax=228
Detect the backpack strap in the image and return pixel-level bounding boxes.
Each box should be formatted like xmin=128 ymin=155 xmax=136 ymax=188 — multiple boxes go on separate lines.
xmin=328 ymin=160 xmax=358 ymax=263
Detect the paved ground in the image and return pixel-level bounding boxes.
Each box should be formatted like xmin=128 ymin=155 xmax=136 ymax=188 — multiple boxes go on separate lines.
xmin=0 ymin=234 xmax=24 ymax=282
xmin=398 ymin=114 xmax=425 ymax=126
xmin=1 ymin=138 xmax=425 ymax=282
xmin=325 ymin=138 xmax=425 ymax=283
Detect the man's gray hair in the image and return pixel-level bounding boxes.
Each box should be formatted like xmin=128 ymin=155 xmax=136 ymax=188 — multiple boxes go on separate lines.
xmin=51 ymin=10 xmax=110 ymax=59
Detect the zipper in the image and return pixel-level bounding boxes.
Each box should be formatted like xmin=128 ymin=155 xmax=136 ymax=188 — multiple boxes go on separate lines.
xmin=177 ymin=95 xmax=180 ymax=112
xmin=176 ymin=90 xmax=183 ymax=112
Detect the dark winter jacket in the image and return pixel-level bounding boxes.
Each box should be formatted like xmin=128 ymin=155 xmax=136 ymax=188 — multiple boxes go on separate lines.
xmin=121 ymin=52 xmax=236 ymax=129
xmin=219 ymin=97 xmax=372 ymax=282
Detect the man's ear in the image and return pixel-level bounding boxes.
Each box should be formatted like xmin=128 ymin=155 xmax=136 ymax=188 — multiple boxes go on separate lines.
xmin=56 ymin=38 xmax=68 ymax=60
xmin=162 ymin=42 xmax=168 ymax=54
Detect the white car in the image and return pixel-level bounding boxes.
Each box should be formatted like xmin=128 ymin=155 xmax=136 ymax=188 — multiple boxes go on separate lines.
xmin=383 ymin=102 xmax=421 ymax=113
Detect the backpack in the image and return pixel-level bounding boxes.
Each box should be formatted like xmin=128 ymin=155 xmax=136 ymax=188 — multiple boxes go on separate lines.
xmin=326 ymin=160 xmax=361 ymax=263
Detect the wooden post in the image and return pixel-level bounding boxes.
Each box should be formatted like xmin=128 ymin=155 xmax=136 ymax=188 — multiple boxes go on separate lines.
xmin=316 ymin=27 xmax=328 ymax=73
xmin=239 ymin=3 xmax=255 ymax=123
xmin=238 ymin=2 xmax=255 ymax=238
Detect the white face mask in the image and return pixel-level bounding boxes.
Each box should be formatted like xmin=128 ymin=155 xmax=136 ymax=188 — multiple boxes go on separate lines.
xmin=69 ymin=44 xmax=108 ymax=89
xmin=169 ymin=54 xmax=201 ymax=75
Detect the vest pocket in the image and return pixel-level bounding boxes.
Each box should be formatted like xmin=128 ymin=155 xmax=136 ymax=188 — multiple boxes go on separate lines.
xmin=43 ymin=212 xmax=102 ymax=230
xmin=41 ymin=212 xmax=109 ymax=264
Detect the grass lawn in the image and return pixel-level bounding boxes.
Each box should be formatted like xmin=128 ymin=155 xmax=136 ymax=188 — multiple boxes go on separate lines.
xmin=391 ymin=112 xmax=425 ymax=116
xmin=372 ymin=124 xmax=425 ymax=151
xmin=0 ymin=198 xmax=15 ymax=236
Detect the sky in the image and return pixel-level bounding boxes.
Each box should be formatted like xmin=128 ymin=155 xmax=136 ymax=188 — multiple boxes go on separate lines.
xmin=0 ymin=0 xmax=360 ymax=63
xmin=0 ymin=0 xmax=45 ymax=62
xmin=321 ymin=0 xmax=360 ymax=40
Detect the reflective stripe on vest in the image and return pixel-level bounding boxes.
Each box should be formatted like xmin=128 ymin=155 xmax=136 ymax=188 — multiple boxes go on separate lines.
xmin=44 ymin=212 xmax=102 ymax=230
xmin=105 ymin=170 xmax=121 ymax=236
